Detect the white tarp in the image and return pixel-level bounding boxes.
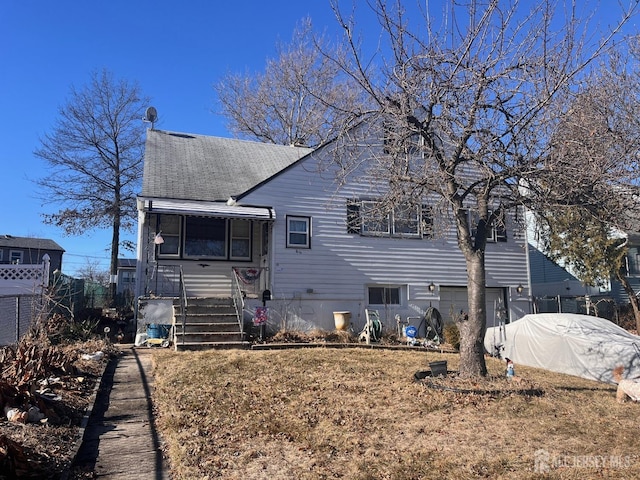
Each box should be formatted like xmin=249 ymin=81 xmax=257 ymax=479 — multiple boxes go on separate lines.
xmin=484 ymin=313 xmax=640 ymax=384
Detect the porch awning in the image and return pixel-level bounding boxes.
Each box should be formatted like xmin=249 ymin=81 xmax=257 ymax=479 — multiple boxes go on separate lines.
xmin=141 ymin=199 xmax=276 ymax=220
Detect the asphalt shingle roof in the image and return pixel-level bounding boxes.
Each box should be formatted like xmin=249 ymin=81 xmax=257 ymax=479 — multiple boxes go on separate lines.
xmin=142 ymin=130 xmax=313 ymax=202
xmin=0 ymin=235 xmax=64 ymax=251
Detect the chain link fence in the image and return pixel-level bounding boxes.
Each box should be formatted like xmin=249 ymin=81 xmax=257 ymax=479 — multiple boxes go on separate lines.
xmin=533 ymin=295 xmax=616 ymax=320
xmin=0 ymin=294 xmax=44 ymax=346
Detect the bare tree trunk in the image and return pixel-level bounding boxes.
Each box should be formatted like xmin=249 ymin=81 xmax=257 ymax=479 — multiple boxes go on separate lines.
xmin=457 ymin=252 xmax=488 ymax=377
xmin=616 ymin=272 xmax=640 ymax=332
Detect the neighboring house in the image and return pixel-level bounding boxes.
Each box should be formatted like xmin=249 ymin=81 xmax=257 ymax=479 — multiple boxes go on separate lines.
xmin=611 ymin=232 xmax=640 ymax=305
xmin=527 ymin=243 xmax=613 ymax=317
xmin=528 ymin=244 xmax=600 ymax=298
xmin=0 ymin=235 xmax=63 ymax=295
xmin=135 ymin=128 xmax=531 ymax=346
xmin=0 ymin=234 xmax=63 ymax=271
xmin=0 ymin=235 xmax=63 ymax=342
xmin=116 ymin=259 xmax=137 ymax=297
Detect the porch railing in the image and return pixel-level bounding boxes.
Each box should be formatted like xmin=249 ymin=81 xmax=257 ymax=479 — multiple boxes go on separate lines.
xmin=231 ymin=269 xmax=246 ymax=337
xmin=178 ymin=265 xmax=187 ymax=346
xmin=149 ymin=264 xmax=180 ymax=297
xmin=231 ymin=267 xmax=269 ymax=339
xmin=231 ymin=267 xmax=266 ymax=299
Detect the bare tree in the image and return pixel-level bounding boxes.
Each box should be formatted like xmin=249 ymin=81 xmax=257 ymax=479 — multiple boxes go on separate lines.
xmin=75 ymin=258 xmax=110 ymax=286
xmin=34 ymin=69 xmax=149 ymax=302
xmin=321 ymin=0 xmax=638 ymax=377
xmin=214 ymin=18 xmax=367 ymax=147
xmin=536 ymin=48 xmax=640 ymax=330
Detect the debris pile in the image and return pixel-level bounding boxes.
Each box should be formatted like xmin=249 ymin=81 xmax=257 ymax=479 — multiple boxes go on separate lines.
xmin=0 ymin=315 xmax=114 ymax=478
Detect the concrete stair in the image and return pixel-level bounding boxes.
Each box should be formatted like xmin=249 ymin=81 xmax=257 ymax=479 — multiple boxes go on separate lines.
xmin=173 ymin=297 xmax=249 ymax=351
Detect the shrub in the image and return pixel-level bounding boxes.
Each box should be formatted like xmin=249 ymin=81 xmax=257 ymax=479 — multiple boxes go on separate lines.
xmin=443 ymin=322 xmax=460 ymax=351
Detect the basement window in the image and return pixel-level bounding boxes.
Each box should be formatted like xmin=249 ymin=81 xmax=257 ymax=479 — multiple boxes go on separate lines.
xmin=368 ymin=286 xmax=401 ymax=305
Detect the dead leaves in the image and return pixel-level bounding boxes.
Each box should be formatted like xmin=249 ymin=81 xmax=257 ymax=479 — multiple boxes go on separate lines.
xmin=0 ymin=434 xmax=44 ymax=479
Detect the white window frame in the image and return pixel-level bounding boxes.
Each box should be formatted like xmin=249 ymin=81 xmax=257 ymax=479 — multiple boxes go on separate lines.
xmin=155 ymin=214 xmax=181 ymax=257
xmin=361 ymin=201 xmax=391 ymax=236
xmin=230 ymin=219 xmax=252 ymax=260
xmin=286 ymin=216 xmax=311 ymax=248
xmin=368 ymin=285 xmax=402 ymax=306
xmin=9 ymin=250 xmax=23 ymax=264
xmin=392 ymin=204 xmax=421 ymax=237
xmin=353 ymin=200 xmax=431 ymax=239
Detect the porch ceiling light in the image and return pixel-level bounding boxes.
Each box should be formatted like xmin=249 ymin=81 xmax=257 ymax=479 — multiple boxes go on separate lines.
xmin=154 ymin=233 xmax=164 ymax=245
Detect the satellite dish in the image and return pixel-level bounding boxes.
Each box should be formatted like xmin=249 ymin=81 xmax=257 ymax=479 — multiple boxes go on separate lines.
xmin=143 ymin=106 xmax=158 ymax=127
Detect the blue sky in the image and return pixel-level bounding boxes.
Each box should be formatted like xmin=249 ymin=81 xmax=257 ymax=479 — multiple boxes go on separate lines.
xmin=0 ymin=1 xmax=340 ymax=276
xmin=0 ymin=1 xmax=636 ymax=276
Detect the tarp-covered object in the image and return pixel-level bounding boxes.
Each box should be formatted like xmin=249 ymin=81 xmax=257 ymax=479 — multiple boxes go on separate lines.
xmin=484 ymin=313 xmax=640 ymax=384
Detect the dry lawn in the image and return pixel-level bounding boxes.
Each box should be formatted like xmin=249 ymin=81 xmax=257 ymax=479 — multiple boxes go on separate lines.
xmin=150 ymin=347 xmax=640 ymax=479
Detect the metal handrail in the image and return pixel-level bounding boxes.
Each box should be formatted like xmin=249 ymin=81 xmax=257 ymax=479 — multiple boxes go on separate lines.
xmin=231 ymin=269 xmax=245 ymax=337
xmin=179 ymin=265 xmax=187 ymax=346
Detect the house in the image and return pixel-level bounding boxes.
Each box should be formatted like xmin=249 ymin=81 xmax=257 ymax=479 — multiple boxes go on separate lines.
xmin=0 ymin=235 xmax=63 ymax=296
xmin=0 ymin=235 xmax=63 ymax=342
xmin=527 ymin=243 xmax=614 ymax=317
xmin=528 ymin=244 xmax=600 ymax=298
xmin=116 ymin=259 xmax=136 ymax=297
xmin=610 ymin=232 xmax=640 ymax=305
xmin=135 ymin=129 xmax=531 ymax=348
xmin=0 ymin=234 xmax=63 ymax=271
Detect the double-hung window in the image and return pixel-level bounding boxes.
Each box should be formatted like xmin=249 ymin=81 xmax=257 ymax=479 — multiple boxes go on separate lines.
xmin=156 ymin=215 xmax=180 ymax=256
xmin=230 ymin=220 xmax=251 ymax=260
xmin=361 ymin=201 xmax=390 ymax=236
xmin=9 ymin=251 xmax=23 ymax=264
xmin=286 ymin=216 xmax=311 ymax=248
xmin=467 ymin=209 xmax=507 ymax=243
xmin=392 ymin=204 xmax=420 ymax=237
xmin=348 ymin=199 xmax=432 ymax=239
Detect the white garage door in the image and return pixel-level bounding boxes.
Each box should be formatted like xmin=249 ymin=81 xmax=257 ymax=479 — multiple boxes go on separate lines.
xmin=439 ymin=287 xmax=506 ymax=328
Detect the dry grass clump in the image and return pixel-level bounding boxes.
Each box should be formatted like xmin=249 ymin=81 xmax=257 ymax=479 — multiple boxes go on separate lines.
xmin=268 ymin=329 xmax=357 ymax=344
xmin=268 ymin=328 xmax=409 ymax=346
xmin=151 ymin=348 xmax=640 ymax=479
xmin=442 ymin=323 xmax=460 ymax=351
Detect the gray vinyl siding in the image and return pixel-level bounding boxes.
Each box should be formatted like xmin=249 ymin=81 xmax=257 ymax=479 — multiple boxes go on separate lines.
xmin=138 ymin=127 xmax=531 ymax=331
xmin=528 ymin=245 xmax=577 ymax=284
xmin=242 ymin=150 xmax=529 ymax=328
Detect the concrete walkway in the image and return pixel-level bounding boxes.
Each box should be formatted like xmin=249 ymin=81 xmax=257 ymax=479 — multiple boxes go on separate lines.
xmin=71 ymin=346 xmax=171 ymax=479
